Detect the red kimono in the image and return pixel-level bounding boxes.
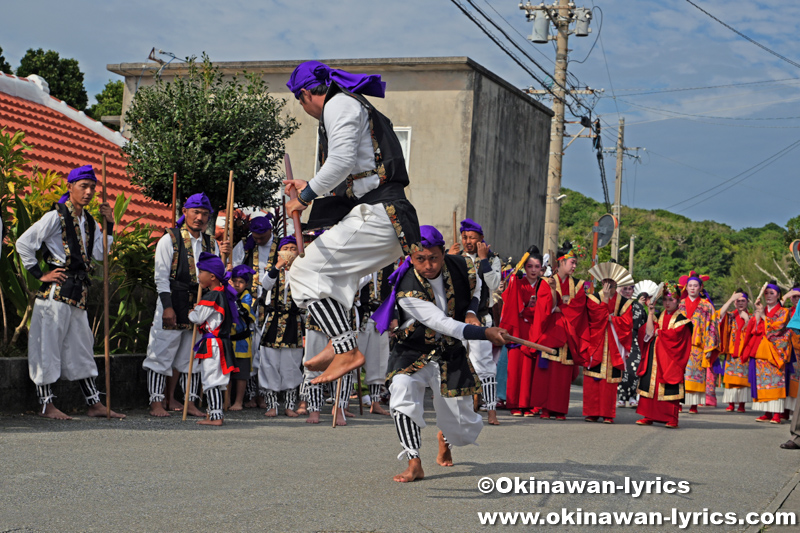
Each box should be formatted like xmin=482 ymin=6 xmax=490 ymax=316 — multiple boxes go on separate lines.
xmin=636 ymin=311 xmax=693 ymax=425
xmin=583 ymin=292 xmax=633 ymax=420
xmin=499 ymin=275 xmax=540 ymax=410
xmin=529 ymin=274 xmax=588 ymax=416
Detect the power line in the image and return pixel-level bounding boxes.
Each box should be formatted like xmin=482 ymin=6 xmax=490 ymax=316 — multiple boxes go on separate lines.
xmin=592 ymin=4 xmax=619 ymax=118
xmin=480 ymin=0 xmax=555 ymax=66
xmin=615 ymin=76 xmax=800 ymax=97
xmin=663 ymin=138 xmax=800 ymax=210
xmin=685 ymin=0 xmax=800 ymax=70
xmin=618 ymin=97 xmax=800 ymax=121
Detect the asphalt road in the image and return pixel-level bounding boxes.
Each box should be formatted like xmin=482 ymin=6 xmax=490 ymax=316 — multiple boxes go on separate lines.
xmin=1 ymin=388 xmax=798 ymax=532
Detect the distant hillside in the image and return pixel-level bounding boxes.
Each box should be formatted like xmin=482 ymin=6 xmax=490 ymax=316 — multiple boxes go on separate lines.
xmin=555 ymin=188 xmax=800 ymax=302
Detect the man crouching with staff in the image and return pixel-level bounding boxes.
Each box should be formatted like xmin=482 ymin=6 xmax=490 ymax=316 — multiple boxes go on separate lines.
xmin=283 ymin=60 xmax=420 ymax=385
xmin=373 ymin=226 xmax=510 ymax=482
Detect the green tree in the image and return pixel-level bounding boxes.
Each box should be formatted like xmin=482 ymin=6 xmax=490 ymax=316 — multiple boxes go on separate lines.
xmin=785 ymin=214 xmax=800 ymax=285
xmin=16 ymin=48 xmax=88 ymax=110
xmin=0 ymin=47 xmax=12 ymax=74
xmin=87 ymin=80 xmax=124 ymax=130
xmin=123 ymin=54 xmax=298 ymax=212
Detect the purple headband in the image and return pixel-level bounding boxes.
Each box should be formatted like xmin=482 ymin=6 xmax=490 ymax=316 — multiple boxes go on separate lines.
xmin=176 ymin=192 xmax=214 ymax=228
xmin=739 ymin=292 xmax=749 ymax=300
xmin=196 ymin=252 xmax=239 ymax=324
xmin=687 ymin=276 xmax=704 ymax=286
xmin=278 ymin=235 xmax=297 ymax=250
xmin=373 ymin=256 xmax=413 ymax=334
xmin=250 ymin=215 xmax=273 ymax=234
xmin=231 ymin=264 xmax=256 ymax=284
xmin=420 ymin=225 xmax=445 ymax=248
xmin=766 ymin=283 xmax=782 ymax=294
xmin=286 ymin=60 xmax=386 ymax=100
xmin=459 ymin=218 xmax=483 ymax=235
xmin=59 ymin=165 xmax=97 ymax=203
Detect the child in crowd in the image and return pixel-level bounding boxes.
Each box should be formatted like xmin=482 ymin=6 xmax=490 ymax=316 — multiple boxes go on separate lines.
xmin=229 ymin=265 xmax=256 ymax=411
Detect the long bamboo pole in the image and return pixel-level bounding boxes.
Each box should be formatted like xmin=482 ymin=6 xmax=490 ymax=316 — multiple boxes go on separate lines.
xmin=222 ymin=171 xmax=234 ymax=267
xmin=332 ymin=377 xmax=343 ymax=428
xmin=283 ymin=154 xmax=305 ymax=257
xmin=171 ymin=172 xmax=177 ymax=227
xmin=102 ymin=154 xmax=111 ymax=419
xmin=182 ymin=283 xmax=205 ymax=421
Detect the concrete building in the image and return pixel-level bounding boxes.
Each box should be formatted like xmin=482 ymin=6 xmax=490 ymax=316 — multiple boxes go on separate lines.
xmin=107 ymin=57 xmax=552 ymax=258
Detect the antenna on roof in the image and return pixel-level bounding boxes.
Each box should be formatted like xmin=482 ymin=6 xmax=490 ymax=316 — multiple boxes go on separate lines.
xmin=147 ymin=47 xmax=165 ymax=65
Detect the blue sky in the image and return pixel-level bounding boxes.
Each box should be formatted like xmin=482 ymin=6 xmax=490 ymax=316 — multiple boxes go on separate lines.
xmin=3 ymin=0 xmax=799 ymax=229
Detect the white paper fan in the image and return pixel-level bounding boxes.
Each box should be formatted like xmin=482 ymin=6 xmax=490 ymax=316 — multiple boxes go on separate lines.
xmin=633 ymin=280 xmax=658 ymax=299
xmin=588 ymin=262 xmax=634 ymax=287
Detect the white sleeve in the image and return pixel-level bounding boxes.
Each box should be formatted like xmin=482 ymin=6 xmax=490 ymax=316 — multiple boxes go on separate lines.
xmin=90 ymin=218 xmax=114 ymax=262
xmin=307 ymin=96 xmax=366 ymax=197
xmin=261 ymin=269 xmax=278 ymax=291
xmin=398 ymin=297 xmax=467 ymax=340
xmin=482 ymin=256 xmax=502 ymax=293
xmin=154 ymin=234 xmax=174 ymax=295
xmin=357 ymin=274 xmax=373 ymax=292
xmin=232 ymin=241 xmax=245 ymax=267
xmin=188 ymin=304 xmax=220 ymax=327
xmin=16 ymin=211 xmax=61 ymax=270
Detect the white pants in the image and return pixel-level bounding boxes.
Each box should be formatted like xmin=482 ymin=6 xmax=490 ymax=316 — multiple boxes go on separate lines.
xmin=143 ymin=300 xmax=199 ymax=375
xmin=260 ymin=347 xmax=304 ymax=391
xmin=389 ymin=361 xmax=483 ymax=448
xmin=358 ymin=318 xmax=390 ymax=385
xmin=289 ymin=204 xmax=403 ymax=310
xmin=28 ymin=294 xmax=98 ymax=386
xmin=468 ymin=317 xmax=496 ymax=380
xmin=722 ymin=386 xmax=750 ymax=404
xmin=199 ymin=344 xmax=230 ymax=390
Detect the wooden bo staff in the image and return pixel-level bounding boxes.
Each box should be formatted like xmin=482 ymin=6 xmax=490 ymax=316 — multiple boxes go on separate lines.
xmin=332 ymin=377 xmax=343 ymax=428
xmin=221 ymin=170 xmax=234 ymax=267
xmin=101 ymin=154 xmax=111 ymax=419
xmin=452 ymin=210 xmax=458 ymax=247
xmin=356 ymin=367 xmax=363 ymax=415
xmin=283 ymin=154 xmax=305 ymax=257
xmin=171 ymin=172 xmax=177 ymax=227
xmin=501 ymin=333 xmax=557 ymax=356
xmin=754 ymin=281 xmax=769 ymax=306
xmin=182 ymin=283 xmax=206 ymax=421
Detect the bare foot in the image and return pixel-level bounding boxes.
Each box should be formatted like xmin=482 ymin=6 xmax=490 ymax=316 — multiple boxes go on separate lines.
xmin=310 ymin=349 xmax=365 ymax=384
xmin=370 ymin=402 xmax=391 ymax=416
xmin=38 ymin=403 xmax=72 ymax=420
xmin=168 ymin=399 xmax=184 ymax=411
xmin=393 ymin=458 xmax=425 ymax=483
xmin=285 ymin=408 xmax=299 ymax=418
xmin=197 ymin=418 xmax=223 ymax=426
xmin=264 ymin=407 xmax=277 ymax=417
xmin=304 ymin=340 xmax=334 ymax=371
xmin=149 ymin=402 xmax=171 ymax=417
xmin=306 ymin=411 xmax=321 ymax=424
xmin=244 ymin=398 xmax=257 ymax=408
xmin=487 ymin=410 xmax=500 ymax=425
xmin=257 ymin=397 xmax=268 ymax=409
xmin=87 ymin=403 xmax=126 ymax=419
xmin=436 ymin=431 xmax=453 ymax=466
xmin=184 ymin=402 xmax=205 ymax=417
xmin=333 ymin=407 xmax=348 ymax=426
xmin=296 ymin=401 xmax=308 ymax=416
xmin=229 ymin=403 xmax=243 ymax=411
xmin=344 ymin=409 xmax=357 ymax=418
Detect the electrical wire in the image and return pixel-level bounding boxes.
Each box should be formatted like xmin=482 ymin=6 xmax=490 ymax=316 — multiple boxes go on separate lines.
xmin=616 ymin=77 xmax=800 ymax=97
xmin=592 ymin=4 xmax=619 ymax=117
xmin=664 ymin=138 xmax=800 ymax=211
xmin=570 ymin=6 xmax=602 ymax=64
xmin=618 ymin=96 xmax=800 ymax=121
xmin=685 ymin=0 xmax=800 ymax=70
xmin=480 ymin=0 xmax=555 ymax=65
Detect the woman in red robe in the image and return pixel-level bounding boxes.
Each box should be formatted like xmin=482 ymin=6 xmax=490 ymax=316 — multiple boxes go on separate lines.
xmin=529 ymin=241 xmax=588 ymax=420
xmin=499 ymin=247 xmax=544 ymax=416
xmin=636 ymin=282 xmax=693 ymax=428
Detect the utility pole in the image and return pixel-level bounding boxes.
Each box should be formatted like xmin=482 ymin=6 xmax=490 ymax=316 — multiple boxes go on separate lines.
xmin=628 ymin=234 xmax=635 ymax=275
xmin=520 ymin=1 xmax=594 ymax=254
xmin=611 ymin=117 xmax=624 ymax=261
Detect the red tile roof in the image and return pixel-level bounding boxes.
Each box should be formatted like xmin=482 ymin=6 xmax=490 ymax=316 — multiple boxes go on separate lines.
xmin=0 ymin=74 xmax=172 ymax=230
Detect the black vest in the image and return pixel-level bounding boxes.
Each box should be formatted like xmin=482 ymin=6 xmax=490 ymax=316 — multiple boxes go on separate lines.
xmin=460 ymin=251 xmax=498 ymax=322
xmin=304 ymin=83 xmax=421 ymax=255
xmin=37 ymin=202 xmax=96 ymax=309
xmin=167 ymin=227 xmax=212 ymax=328
xmin=260 ymin=270 xmax=304 ymax=348
xmin=386 ymin=255 xmax=480 ymax=397
xmin=356 ymin=264 xmax=395 ymax=324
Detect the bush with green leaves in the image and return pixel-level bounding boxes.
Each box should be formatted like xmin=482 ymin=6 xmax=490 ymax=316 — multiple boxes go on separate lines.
xmin=123 ymin=54 xmax=298 ymax=213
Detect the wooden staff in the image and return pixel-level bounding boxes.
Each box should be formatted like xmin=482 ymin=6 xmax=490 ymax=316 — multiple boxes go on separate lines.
xmin=754 ymin=281 xmax=769 ymax=305
xmin=222 ymin=170 xmax=234 ymax=267
xmin=356 ymin=367 xmax=363 ymax=415
xmin=171 ymin=172 xmax=177 ymax=227
xmin=182 ymin=283 xmax=205 ymax=421
xmin=501 ymin=333 xmax=557 ymax=356
xmin=101 ymin=154 xmax=111 ymax=419
xmin=283 ymin=154 xmax=305 ymax=257
xmin=452 ymin=210 xmax=458 ymax=247
xmin=332 ymin=377 xmax=343 ymax=428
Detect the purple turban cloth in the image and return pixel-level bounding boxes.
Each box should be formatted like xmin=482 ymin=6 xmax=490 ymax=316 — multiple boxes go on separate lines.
xmin=420 ymin=225 xmax=445 ymax=248
xmin=286 ymin=60 xmax=386 ymax=100
xmin=59 ymin=165 xmax=98 ymax=203
xmin=459 ymin=218 xmax=483 ymax=235
xmin=176 ymin=192 xmax=214 ymax=227
xmin=195 ymin=252 xmax=239 ymax=325
xmin=373 ymin=256 xmax=413 ymax=334
xmin=278 ymin=235 xmax=297 ymax=250
xmin=231 ymin=264 xmax=256 ymax=285
xmin=766 ymin=283 xmax=782 ymax=295
xmin=250 ymin=215 xmax=273 ymax=234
